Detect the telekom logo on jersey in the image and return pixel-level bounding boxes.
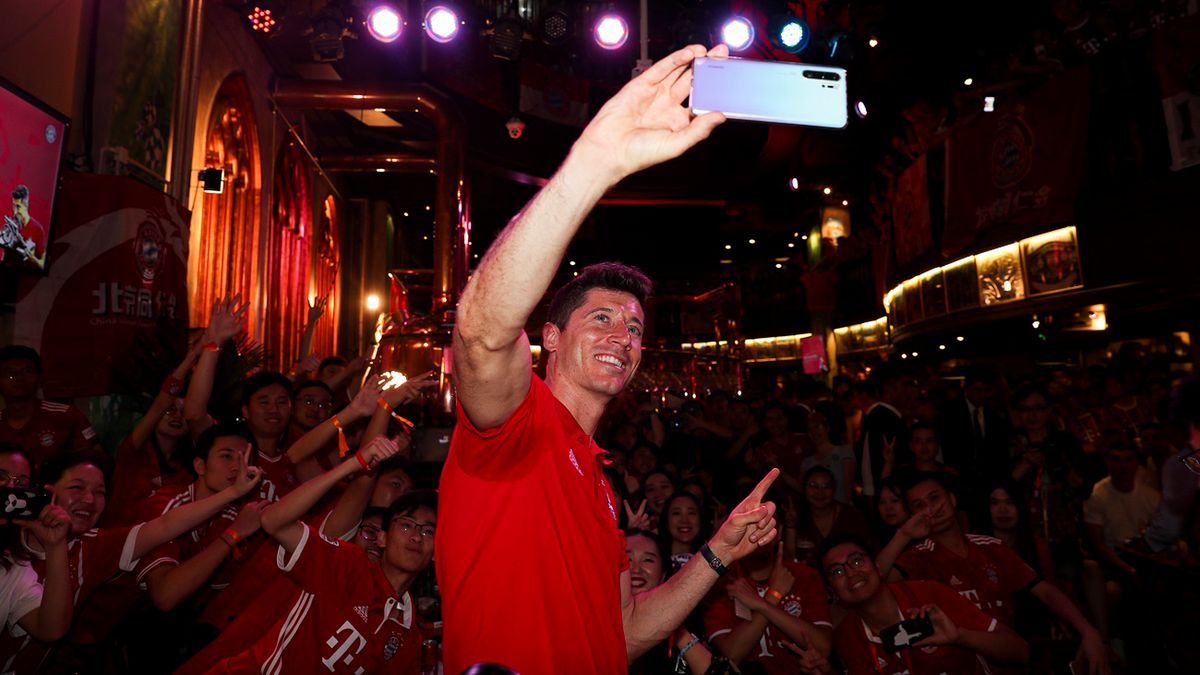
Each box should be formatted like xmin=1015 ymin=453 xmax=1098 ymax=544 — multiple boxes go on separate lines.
xmin=322 ymin=621 xmax=367 ymax=674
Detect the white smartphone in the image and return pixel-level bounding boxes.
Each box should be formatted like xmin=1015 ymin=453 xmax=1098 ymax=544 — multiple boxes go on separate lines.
xmin=689 ymin=57 xmax=848 ymax=129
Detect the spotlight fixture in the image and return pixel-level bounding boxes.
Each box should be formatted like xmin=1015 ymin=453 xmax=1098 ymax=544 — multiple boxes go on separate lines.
xmin=245 ymin=2 xmax=285 ymax=35
xmin=963 ymin=77 xmax=974 ymax=86
xmin=199 ymin=168 xmax=226 ymax=193
xmin=309 ymin=4 xmax=354 ymax=62
xmin=767 ymin=13 xmax=809 ymax=53
xmin=822 ymin=186 xmax=832 ymax=195
xmin=489 ymin=14 xmax=525 ymax=61
xmin=424 ymin=5 xmax=459 ymax=43
xmin=854 ymin=100 xmax=869 ymax=118
xmin=789 ymin=177 xmax=799 ymax=191
xmin=868 ymin=36 xmax=879 ymax=48
xmin=983 ymin=96 xmax=995 ymax=112
xmin=539 ymin=3 xmax=572 ymax=47
xmin=366 ymin=4 xmax=402 ymax=43
xmin=720 ymin=17 xmax=754 ymax=52
xmin=594 ymin=14 xmax=629 ymax=50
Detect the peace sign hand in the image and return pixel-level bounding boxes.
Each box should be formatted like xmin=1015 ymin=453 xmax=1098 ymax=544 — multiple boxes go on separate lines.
xmin=623 ymin=499 xmax=651 ymax=530
xmin=233 ymin=444 xmax=264 ymax=497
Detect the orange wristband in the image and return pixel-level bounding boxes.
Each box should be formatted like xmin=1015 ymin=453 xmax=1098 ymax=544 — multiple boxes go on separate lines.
xmin=203 ymin=341 xmax=220 ymax=353
xmin=331 ymin=415 xmax=349 ymax=458
xmin=377 ymin=397 xmax=415 ymax=433
xmin=766 ymin=588 xmax=783 ymax=602
xmin=355 ymin=451 xmax=372 ymax=472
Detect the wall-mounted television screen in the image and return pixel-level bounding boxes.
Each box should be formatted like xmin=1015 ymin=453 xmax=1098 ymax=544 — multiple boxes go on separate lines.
xmin=0 ymin=77 xmax=69 ymax=272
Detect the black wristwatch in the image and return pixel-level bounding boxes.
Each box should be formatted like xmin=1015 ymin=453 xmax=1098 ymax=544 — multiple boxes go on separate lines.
xmin=699 ymin=543 xmax=728 ymax=576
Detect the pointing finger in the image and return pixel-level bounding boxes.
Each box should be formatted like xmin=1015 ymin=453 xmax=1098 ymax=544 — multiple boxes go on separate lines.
xmin=746 ymin=468 xmax=780 ymax=504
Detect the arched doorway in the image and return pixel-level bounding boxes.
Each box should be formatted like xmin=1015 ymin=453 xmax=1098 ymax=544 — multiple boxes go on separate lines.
xmin=189 ymin=73 xmax=260 ymax=332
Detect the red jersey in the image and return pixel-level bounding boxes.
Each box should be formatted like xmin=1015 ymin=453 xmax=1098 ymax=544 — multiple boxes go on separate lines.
xmin=206 ymin=524 xmax=421 ymax=674
xmin=253 ymin=451 xmax=298 ymax=501
xmin=105 ymin=435 xmax=192 ymax=527
xmin=437 ymin=375 xmax=629 ymax=675
xmin=702 ymin=561 xmax=832 ymax=674
xmin=834 ymin=580 xmax=999 ymax=675
xmin=0 ymin=400 xmax=97 ymax=470
xmin=895 ymin=534 xmax=1040 ymax=629
xmin=133 ymin=484 xmax=245 ymax=597
xmin=0 ymin=526 xmax=141 ymax=673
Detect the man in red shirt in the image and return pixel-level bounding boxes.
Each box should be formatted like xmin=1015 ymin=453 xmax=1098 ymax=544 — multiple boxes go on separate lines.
xmin=206 ymin=435 xmax=426 ymax=674
xmin=438 ymin=42 xmax=783 ymax=674
xmin=703 ymin=542 xmax=832 ymax=673
xmin=877 ymin=472 xmax=1109 ymax=675
xmin=0 ymin=346 xmax=98 ymax=470
xmin=5 ymin=185 xmax=47 ymax=268
xmin=818 ymin=533 xmax=1027 ymax=675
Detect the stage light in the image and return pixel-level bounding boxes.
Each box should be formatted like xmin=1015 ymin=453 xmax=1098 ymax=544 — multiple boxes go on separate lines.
xmin=789 ymin=177 xmax=799 ymax=191
xmin=540 ymin=3 xmax=572 ymax=47
xmin=868 ymin=37 xmax=879 ymax=48
xmin=855 ymin=100 xmax=868 ymax=118
xmin=983 ymin=96 xmax=995 ymax=112
xmin=424 ymin=5 xmax=459 ymax=43
xmin=768 ymin=14 xmax=809 ymax=53
xmin=841 ymin=200 xmax=849 ymax=206
xmin=310 ymin=4 xmax=352 ymax=62
xmin=489 ymin=14 xmax=525 ymax=60
xmin=366 ymin=294 xmax=382 ymax=311
xmin=199 ymin=168 xmax=225 ymax=193
xmin=245 ymin=2 xmax=284 ymax=35
xmin=366 ymin=4 xmax=402 ymax=42
xmin=963 ymin=77 xmax=974 ymax=86
xmin=594 ymin=14 xmax=629 ymax=50
xmin=720 ymin=17 xmax=754 ymax=52
xmin=822 ymin=186 xmax=832 ymax=195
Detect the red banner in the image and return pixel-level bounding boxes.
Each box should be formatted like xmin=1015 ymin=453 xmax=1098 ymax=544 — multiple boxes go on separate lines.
xmin=892 ymin=154 xmax=933 ymax=265
xmin=942 ymin=68 xmax=1090 ymax=255
xmin=15 ymin=173 xmax=189 ymax=398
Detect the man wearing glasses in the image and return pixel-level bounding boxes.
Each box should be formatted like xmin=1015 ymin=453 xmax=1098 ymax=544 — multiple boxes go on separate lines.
xmin=817 ymin=533 xmax=1027 ymax=675
xmin=0 ymin=345 xmax=99 ymax=471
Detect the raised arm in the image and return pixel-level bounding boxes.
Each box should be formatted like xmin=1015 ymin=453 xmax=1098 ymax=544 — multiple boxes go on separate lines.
xmin=131 ymin=446 xmax=262 ymax=560
xmin=184 ymin=297 xmax=247 ymax=437
xmin=262 ymin=436 xmax=402 ymax=554
xmin=15 ymin=505 xmax=73 ymax=641
xmin=130 ymin=342 xmax=203 ymax=449
xmin=622 ymin=468 xmax=778 ymax=660
xmin=454 ymin=44 xmax=727 ymax=431
xmin=286 ymin=377 xmax=384 ymax=465
xmin=292 ymin=296 xmax=328 ymax=379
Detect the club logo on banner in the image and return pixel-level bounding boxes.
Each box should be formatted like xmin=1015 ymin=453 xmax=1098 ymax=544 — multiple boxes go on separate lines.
xmin=942 ymin=67 xmax=1090 ymax=256
xmin=15 ymin=173 xmax=189 ymax=399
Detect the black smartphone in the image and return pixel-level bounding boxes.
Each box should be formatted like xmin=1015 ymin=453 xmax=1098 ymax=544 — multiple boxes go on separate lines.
xmin=878 ymin=616 xmax=935 ymax=652
xmin=0 ymin=487 xmax=53 ymax=520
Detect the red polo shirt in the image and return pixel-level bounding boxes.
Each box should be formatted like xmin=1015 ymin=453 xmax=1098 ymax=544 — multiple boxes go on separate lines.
xmin=437 ymin=375 xmax=628 ymax=675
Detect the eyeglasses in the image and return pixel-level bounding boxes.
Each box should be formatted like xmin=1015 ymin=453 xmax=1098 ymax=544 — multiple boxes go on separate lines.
xmin=1181 ymin=448 xmax=1200 ymax=477
xmin=826 ymin=552 xmax=869 ymax=578
xmin=298 ymin=397 xmax=332 ymax=410
xmin=395 ymin=518 xmax=435 ymax=539
xmin=357 ymin=527 xmax=381 ymax=542
xmin=0 ymin=471 xmax=31 ymax=488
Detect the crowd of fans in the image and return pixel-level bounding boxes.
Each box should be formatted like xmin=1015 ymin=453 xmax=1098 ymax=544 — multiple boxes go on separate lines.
xmin=0 ymin=294 xmax=1197 ymax=673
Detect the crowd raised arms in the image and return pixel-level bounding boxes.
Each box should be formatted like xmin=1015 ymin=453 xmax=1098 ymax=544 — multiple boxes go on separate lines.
xmin=0 ymin=42 xmax=1195 ymax=675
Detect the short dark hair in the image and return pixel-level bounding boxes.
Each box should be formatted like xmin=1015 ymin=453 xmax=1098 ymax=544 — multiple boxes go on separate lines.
xmin=183 ymin=423 xmax=254 ymax=476
xmin=0 ymin=345 xmax=41 ymax=372
xmin=318 ymin=356 xmax=347 ymax=373
xmin=39 ymin=452 xmax=110 ymax=487
xmin=900 ymin=471 xmax=956 ymax=504
xmin=908 ymin=420 xmax=939 ymax=438
xmin=292 ymin=379 xmax=335 ymax=401
xmin=241 ymin=371 xmax=293 ymax=408
xmin=384 ymin=489 xmax=438 ymax=529
xmin=11 ymin=185 xmax=28 ymax=202
xmin=816 ymin=532 xmax=877 ymax=583
xmin=546 ymin=262 xmax=651 ymax=330
xmin=0 ymin=443 xmax=31 ymax=466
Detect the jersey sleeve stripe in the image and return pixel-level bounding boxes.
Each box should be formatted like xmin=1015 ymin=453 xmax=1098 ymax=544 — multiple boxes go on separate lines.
xmin=276 ymin=525 xmax=310 ymax=573
xmin=120 ymin=523 xmax=145 ymax=572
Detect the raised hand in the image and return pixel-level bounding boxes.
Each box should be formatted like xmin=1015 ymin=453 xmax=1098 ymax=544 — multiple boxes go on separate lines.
xmin=233 ymin=444 xmax=264 ymax=496
xmin=881 ymin=435 xmax=897 ymax=465
xmin=307 ymin=295 xmax=329 ymax=324
xmin=348 ymin=375 xmax=387 ymax=419
xmin=296 ymin=352 xmax=321 ymax=375
xmin=231 ymin=500 xmax=270 ymax=539
xmin=899 ymin=512 xmax=931 ymax=541
xmin=767 ymin=542 xmax=795 ymax=598
xmin=17 ymin=504 xmax=70 ymax=550
xmin=205 ymin=296 xmax=248 ymax=345
xmin=710 ymin=468 xmax=780 ymax=563
xmin=623 ymin=499 xmax=652 ymax=531
xmin=383 ymin=370 xmax=438 ymax=407
xmin=726 ymin=577 xmax=767 ymax=612
xmin=780 ymin=640 xmax=835 ymax=674
xmin=358 ymin=434 xmax=401 ymax=469
xmin=574 ymin=44 xmax=728 ymax=185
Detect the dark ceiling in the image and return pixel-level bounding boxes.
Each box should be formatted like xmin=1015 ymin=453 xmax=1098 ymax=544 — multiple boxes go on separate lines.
xmin=241 ymin=0 xmax=1063 ymax=332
